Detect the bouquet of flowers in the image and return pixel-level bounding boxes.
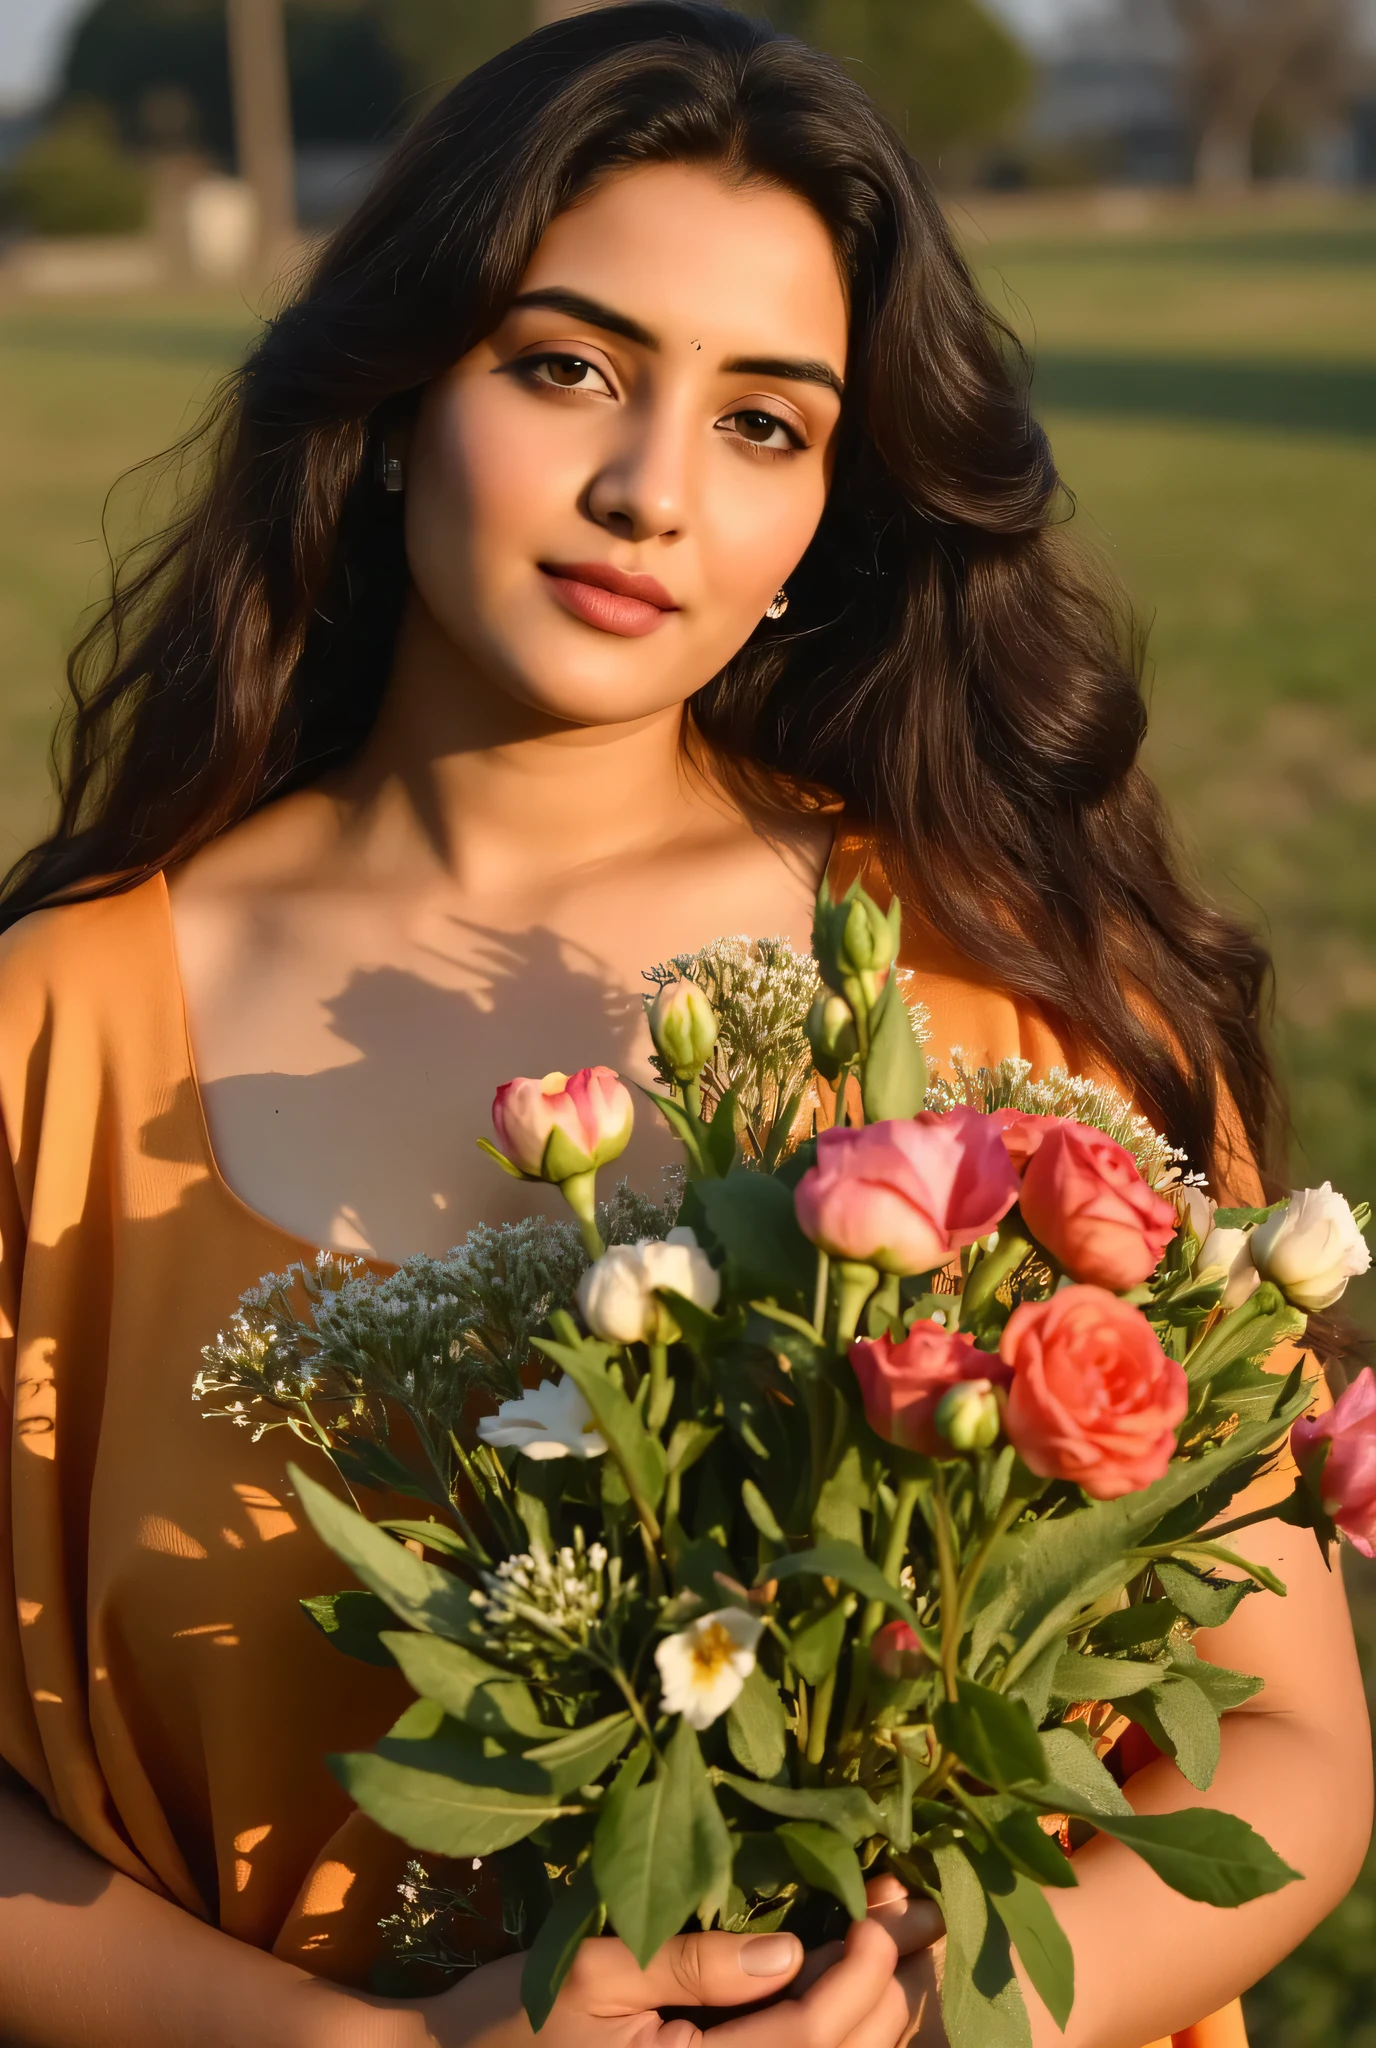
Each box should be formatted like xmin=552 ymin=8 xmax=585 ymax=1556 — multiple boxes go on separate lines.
xmin=196 ymin=879 xmax=1375 ymax=2046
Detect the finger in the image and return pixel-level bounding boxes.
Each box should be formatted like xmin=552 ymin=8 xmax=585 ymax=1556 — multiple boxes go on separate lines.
xmin=865 ymin=1888 xmax=944 ymax=1958
xmin=891 ymin=1943 xmax=944 ymax=2046
xmin=565 ymin=1929 xmax=806 ymax=2017
xmin=712 ymin=1917 xmax=899 ymax=2048
xmin=838 ymin=1976 xmax=912 ymax=2048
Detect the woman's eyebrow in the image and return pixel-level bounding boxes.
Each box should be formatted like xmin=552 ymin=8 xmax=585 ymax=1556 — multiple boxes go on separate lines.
xmin=508 ymin=288 xmax=657 ymax=349
xmin=722 ymin=354 xmax=845 ymax=399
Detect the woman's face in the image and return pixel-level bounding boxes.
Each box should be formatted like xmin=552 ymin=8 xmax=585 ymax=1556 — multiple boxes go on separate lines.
xmin=404 ymin=160 xmax=849 ymax=727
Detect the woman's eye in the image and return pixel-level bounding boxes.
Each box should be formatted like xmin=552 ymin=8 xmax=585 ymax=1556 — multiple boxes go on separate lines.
xmin=721 ymin=408 xmax=802 ymax=453
xmin=525 ymin=353 xmax=613 ymax=395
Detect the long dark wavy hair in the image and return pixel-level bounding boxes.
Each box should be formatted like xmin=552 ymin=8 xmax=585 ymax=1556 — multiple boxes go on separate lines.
xmin=0 ymin=0 xmax=1279 ymax=1193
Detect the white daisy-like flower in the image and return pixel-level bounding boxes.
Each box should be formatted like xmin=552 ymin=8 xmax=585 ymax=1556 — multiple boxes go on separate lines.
xmin=475 ymin=1377 xmax=607 ymax=1461
xmin=654 ymin=1607 xmax=765 ymax=1730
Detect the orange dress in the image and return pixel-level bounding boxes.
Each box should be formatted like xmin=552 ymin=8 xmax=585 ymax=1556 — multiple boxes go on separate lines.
xmin=0 ymin=853 xmax=1257 ymax=2042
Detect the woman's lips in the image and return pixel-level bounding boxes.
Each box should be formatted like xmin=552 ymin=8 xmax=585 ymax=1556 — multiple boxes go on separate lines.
xmin=538 ymin=561 xmax=679 ymax=638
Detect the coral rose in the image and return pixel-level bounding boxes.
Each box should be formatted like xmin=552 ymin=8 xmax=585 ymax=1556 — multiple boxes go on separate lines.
xmin=1000 ymin=1285 xmax=1187 ymax=1499
xmin=850 ymin=1321 xmax=1011 ymax=1455
xmin=987 ymin=1109 xmax=1064 ymax=1173
xmin=491 ymin=1066 xmax=633 ymax=1183
xmin=794 ymin=1109 xmax=1019 ymax=1277
xmin=1292 ymin=1367 xmax=1376 ymax=1558
xmin=1019 ymin=1121 xmax=1176 ymax=1290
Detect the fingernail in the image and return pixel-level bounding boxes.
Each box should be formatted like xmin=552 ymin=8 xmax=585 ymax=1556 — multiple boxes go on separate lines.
xmin=740 ymin=1933 xmax=801 ymax=1977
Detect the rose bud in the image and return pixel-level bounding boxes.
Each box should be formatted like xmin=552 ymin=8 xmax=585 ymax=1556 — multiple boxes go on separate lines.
xmin=850 ymin=1322 xmax=1012 ymax=1454
xmin=1000 ymin=1285 xmax=1188 ymax=1500
xmin=1178 ymin=1184 xmax=1216 ymax=1248
xmin=795 ymin=1110 xmax=1019 ymax=1277
xmin=934 ymin=1376 xmax=1004 ymax=1453
xmin=806 ymin=991 xmax=860 ymax=1083
xmin=1194 ymin=1223 xmax=1261 ymax=1309
xmin=871 ymin=1618 xmax=930 ymax=1681
xmin=1019 ymin=1121 xmax=1177 ymax=1291
xmin=647 ymin=980 xmax=718 ymax=1086
xmin=488 ymin=1066 xmax=633 ymax=1183
xmin=812 ymin=880 xmax=898 ymax=1023
xmin=1250 ymin=1185 xmax=1371 ymax=1313
xmin=1292 ymin=1367 xmax=1376 ymax=1557
xmin=578 ymin=1228 xmax=721 ymax=1346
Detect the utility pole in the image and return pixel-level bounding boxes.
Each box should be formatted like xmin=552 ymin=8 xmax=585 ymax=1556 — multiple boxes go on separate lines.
xmin=226 ymin=0 xmax=296 ymax=269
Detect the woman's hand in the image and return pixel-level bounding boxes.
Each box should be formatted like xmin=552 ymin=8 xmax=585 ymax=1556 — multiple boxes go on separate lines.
xmin=783 ymin=1879 xmax=947 ymax=2048
xmin=418 ymin=1916 xmax=907 ymax=2048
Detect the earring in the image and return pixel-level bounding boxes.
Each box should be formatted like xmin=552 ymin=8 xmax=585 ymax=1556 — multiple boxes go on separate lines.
xmin=377 ymin=444 xmax=404 ymax=493
xmin=765 ymin=587 xmax=789 ymax=620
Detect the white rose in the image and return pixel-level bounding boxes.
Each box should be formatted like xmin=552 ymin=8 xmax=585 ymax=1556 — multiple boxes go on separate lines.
xmin=1179 ymin=1185 xmax=1216 ymax=1246
xmin=1194 ymin=1224 xmax=1261 ymax=1309
xmin=578 ymin=1228 xmax=721 ymax=1345
xmin=654 ymin=1607 xmax=764 ymax=1729
xmin=475 ymin=1377 xmax=607 ymax=1460
xmin=1250 ymin=1185 xmax=1372 ymax=1312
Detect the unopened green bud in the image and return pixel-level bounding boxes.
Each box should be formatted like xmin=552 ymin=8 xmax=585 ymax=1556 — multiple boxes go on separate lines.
xmin=647 ymin=979 xmax=718 ymax=1085
xmin=812 ymin=881 xmax=898 ymax=1020
xmin=806 ymin=992 xmax=859 ymax=1082
xmin=934 ymin=1378 xmax=1003 ymax=1453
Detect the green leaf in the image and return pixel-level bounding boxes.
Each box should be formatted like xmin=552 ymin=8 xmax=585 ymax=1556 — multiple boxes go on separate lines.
xmin=330 ymin=1738 xmax=576 ymax=1858
xmin=521 ymin=1865 xmax=602 ymax=2032
xmin=1184 ymin=1294 xmax=1308 ymax=1385
xmin=379 ymin=1631 xmax=547 ymax=1740
xmin=290 ymin=1464 xmax=478 ymax=1641
xmin=301 ymin=1590 xmax=397 ymax=1668
xmin=329 ymin=1436 xmax=450 ymax=1509
xmin=1004 ymin=1634 xmax=1064 ymax=1727
xmin=704 ymin=1087 xmax=741 ymax=1178
xmin=764 ymin=1538 xmax=922 ymax=1629
xmin=593 ymin=1723 xmax=732 ymax=1965
xmin=524 ymin=1714 xmax=636 ymax=1798
xmin=641 ymin=1084 xmax=707 ymax=1175
xmin=933 ymin=1841 xmax=1032 ymax=2048
xmin=726 ymin=1664 xmax=788 ymax=1781
xmin=1166 ymin=1646 xmax=1264 ymax=1715
xmin=1051 ymin=1804 xmax=1302 ymax=1907
xmin=860 ymin=972 xmax=928 ymax=1124
xmin=1172 ymin=1542 xmax=1287 ymax=1597
xmin=971 ymin=1802 xmax=1078 ymax=1890
xmin=666 ymin=1420 xmax=720 ymax=1478
xmin=378 ymin=1518 xmax=476 ymax=1561
xmin=1049 ymin=1652 xmax=1170 ymax=1704
xmin=969 ymin=1391 xmax=1310 ymax=1683
xmin=693 ymin=1169 xmax=815 ymax=1309
xmin=934 ymin=1681 xmax=1047 ymax=1792
xmin=989 ymin=1872 xmax=1075 ymax=2031
xmin=1037 ymin=1727 xmax=1132 ymax=1818
xmin=715 ymin=1771 xmax=884 ymax=1843
xmin=1086 ymin=1602 xmax=1178 ymax=1656
xmin=534 ymin=1340 xmax=667 ymax=1521
xmin=1120 ymin=1676 xmax=1220 ymax=1791
xmin=778 ymin=1822 xmax=867 ymax=1920
xmin=788 ymin=1600 xmax=850 ymax=1685
xmin=741 ymin=1478 xmax=787 ymax=1547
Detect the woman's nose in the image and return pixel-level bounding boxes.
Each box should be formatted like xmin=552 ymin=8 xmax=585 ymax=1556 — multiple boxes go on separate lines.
xmin=583 ymin=397 xmax=690 ymax=544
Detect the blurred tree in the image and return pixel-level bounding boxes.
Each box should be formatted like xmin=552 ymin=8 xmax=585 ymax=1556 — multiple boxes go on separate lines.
xmin=1168 ymin=0 xmax=1361 ymax=187
xmin=769 ymin=0 xmax=1032 ymax=155
xmin=0 ymin=102 xmax=148 ymax=234
xmin=57 ymin=0 xmax=1028 ymax=166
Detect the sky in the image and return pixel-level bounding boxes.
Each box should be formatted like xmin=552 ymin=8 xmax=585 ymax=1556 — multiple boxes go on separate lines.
xmin=0 ymin=0 xmax=1080 ymax=106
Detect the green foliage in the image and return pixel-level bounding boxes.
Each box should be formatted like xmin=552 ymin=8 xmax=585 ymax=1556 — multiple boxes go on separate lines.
xmin=769 ymin=0 xmax=1032 ymax=155
xmin=301 ymin=1588 xmax=397 ymax=1666
xmin=0 ymin=105 xmax=146 ymax=237
xmin=592 ymin=1726 xmax=732 ymax=1967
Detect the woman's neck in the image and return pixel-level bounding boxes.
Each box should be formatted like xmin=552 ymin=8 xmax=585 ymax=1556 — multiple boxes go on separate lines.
xmin=318 ymin=594 xmax=721 ymax=897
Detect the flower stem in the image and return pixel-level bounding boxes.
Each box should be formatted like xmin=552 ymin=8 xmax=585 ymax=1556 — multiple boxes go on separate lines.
xmin=933 ymin=1469 xmax=961 ymax=1705
xmin=834 ymin=1261 xmax=880 ymax=1347
xmin=647 ymin=1342 xmax=673 ymax=1432
xmin=806 ymin=1662 xmax=837 ymax=1766
xmin=858 ymin=1476 xmax=922 ymax=1649
xmin=559 ymin=1170 xmax=605 ymax=1260
xmin=812 ymin=1248 xmax=830 ymax=1338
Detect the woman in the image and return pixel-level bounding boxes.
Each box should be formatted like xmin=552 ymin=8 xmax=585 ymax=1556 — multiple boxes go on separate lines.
xmin=0 ymin=7 xmax=1368 ymax=2046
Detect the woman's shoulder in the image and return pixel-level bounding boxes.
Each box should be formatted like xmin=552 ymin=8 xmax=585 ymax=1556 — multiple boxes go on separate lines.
xmin=0 ymin=875 xmax=170 ymax=1002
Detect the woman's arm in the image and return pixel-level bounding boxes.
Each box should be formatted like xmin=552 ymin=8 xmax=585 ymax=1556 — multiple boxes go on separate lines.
xmin=885 ymin=1515 xmax=1371 ymax=2048
xmin=0 ymin=1777 xmax=909 ymax=2048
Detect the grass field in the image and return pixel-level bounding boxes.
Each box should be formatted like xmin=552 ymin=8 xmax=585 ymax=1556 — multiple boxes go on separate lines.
xmin=1 ymin=194 xmax=1374 ymax=2042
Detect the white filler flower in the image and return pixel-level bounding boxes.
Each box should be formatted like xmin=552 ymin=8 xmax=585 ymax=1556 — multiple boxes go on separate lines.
xmin=1251 ymin=1184 xmax=1372 ymax=1312
xmin=578 ymin=1228 xmax=721 ymax=1345
xmin=1194 ymin=1224 xmax=1262 ymax=1309
xmin=655 ymin=1607 xmax=764 ymax=1729
xmin=476 ymin=1378 xmax=607 ymax=1460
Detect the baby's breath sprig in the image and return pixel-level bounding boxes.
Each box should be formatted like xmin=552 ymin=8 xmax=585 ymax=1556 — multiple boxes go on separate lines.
xmin=925 ymin=1052 xmax=1187 ymax=1190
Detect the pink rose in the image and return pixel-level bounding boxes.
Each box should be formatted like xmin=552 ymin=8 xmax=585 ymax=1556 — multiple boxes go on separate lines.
xmin=794 ymin=1110 xmax=1019 ymax=1276
xmin=1292 ymin=1368 xmax=1376 ymax=1558
xmin=491 ymin=1066 xmax=633 ymax=1183
xmin=871 ymin=1619 xmax=929 ymax=1680
xmin=987 ymin=1109 xmax=1064 ymax=1173
xmin=1001 ymin=1286 xmax=1188 ymax=1500
xmin=850 ymin=1321 xmax=1011 ymax=1455
xmin=1019 ymin=1121 xmax=1177 ymax=1290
